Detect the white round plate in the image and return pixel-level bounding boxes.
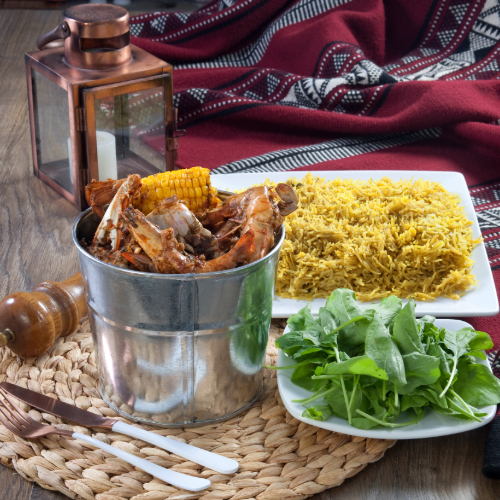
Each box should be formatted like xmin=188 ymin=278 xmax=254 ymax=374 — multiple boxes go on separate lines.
xmin=277 ymin=319 xmax=497 ymax=439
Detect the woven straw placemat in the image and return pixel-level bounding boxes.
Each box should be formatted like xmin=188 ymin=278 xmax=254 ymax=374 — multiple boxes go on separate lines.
xmin=0 ymin=319 xmax=396 ymax=500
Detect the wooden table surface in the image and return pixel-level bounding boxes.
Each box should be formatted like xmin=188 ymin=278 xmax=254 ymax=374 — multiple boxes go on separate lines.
xmin=0 ymin=8 xmax=499 ymax=500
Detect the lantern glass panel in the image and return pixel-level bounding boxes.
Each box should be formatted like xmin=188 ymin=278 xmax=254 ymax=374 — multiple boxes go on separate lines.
xmin=32 ymin=69 xmax=73 ymax=192
xmin=92 ymin=86 xmax=166 ymax=181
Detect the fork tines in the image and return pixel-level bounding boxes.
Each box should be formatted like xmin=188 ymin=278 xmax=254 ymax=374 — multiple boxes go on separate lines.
xmin=0 ymin=386 xmax=35 ymax=435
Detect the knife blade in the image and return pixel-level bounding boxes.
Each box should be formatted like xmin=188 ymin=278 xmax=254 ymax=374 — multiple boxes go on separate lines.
xmin=1 ymin=382 xmax=115 ymax=428
xmin=0 ymin=382 xmax=238 ymax=474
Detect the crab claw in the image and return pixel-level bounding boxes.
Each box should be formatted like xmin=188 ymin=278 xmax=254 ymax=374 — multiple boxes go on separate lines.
xmin=85 ymin=178 xmax=126 ymax=219
xmin=122 ymin=252 xmax=157 ymax=273
xmin=274 ymin=183 xmax=299 ymax=216
xmin=91 ymin=174 xmax=142 ymax=252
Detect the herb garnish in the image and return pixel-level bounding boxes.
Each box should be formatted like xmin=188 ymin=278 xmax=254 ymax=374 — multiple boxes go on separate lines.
xmin=271 ymin=289 xmax=500 ymax=429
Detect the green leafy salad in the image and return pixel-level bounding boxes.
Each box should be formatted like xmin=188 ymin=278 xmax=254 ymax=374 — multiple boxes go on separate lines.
xmin=273 ymin=289 xmax=500 ymax=429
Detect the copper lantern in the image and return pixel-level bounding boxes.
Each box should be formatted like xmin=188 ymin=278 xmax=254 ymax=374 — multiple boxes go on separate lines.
xmin=25 ymin=4 xmax=179 ymax=209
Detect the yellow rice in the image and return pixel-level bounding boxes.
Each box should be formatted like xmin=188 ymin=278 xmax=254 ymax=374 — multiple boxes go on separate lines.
xmin=271 ymin=174 xmax=480 ymax=301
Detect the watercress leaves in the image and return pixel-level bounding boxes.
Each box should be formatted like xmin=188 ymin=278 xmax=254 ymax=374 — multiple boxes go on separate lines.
xmin=302 ymin=405 xmax=333 ymax=421
xmin=392 ymin=301 xmax=424 ymax=355
xmin=287 ymin=304 xmax=323 ymax=336
xmin=453 ymin=358 xmax=500 ymax=407
xmin=367 ymin=295 xmax=402 ymax=328
xmin=438 ymin=327 xmax=479 ymax=397
xmin=399 ymin=353 xmax=440 ymax=394
xmin=325 ymin=289 xmax=371 ymax=351
xmin=468 ymin=331 xmax=494 ymax=351
xmin=364 ymin=312 xmax=406 ymax=387
xmin=276 ymin=288 xmax=500 ymax=430
xmin=443 ymin=327 xmax=478 ymax=360
xmin=401 ymin=393 xmax=429 ymax=412
xmin=291 ymin=363 xmax=322 ymax=391
xmin=325 ymin=289 xmax=360 ymax=323
xmin=318 ymin=307 xmax=337 ymax=340
xmin=276 ymin=305 xmax=324 ymax=359
xmin=322 ymin=356 xmax=388 ymax=379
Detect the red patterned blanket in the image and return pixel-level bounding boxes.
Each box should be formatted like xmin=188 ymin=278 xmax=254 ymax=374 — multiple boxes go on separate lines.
xmin=130 ymin=0 xmax=500 ymax=372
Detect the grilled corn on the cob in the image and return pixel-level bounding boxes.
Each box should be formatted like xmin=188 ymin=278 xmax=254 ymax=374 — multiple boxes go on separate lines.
xmin=135 ymin=167 xmax=219 ymax=215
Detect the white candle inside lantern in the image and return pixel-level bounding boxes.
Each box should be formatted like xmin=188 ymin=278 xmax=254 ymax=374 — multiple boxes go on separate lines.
xmin=96 ymin=131 xmax=118 ymax=181
xmin=67 ymin=131 xmax=117 ymax=185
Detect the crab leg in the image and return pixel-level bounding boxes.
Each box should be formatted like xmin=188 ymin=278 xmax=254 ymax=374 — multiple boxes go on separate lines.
xmin=121 ymin=207 xmax=255 ymax=274
xmin=91 ymin=174 xmax=142 ymax=252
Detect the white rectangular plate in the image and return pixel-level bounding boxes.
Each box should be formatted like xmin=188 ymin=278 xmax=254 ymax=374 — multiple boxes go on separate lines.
xmin=212 ymin=170 xmax=498 ymax=318
xmin=277 ymin=319 xmax=496 ymax=439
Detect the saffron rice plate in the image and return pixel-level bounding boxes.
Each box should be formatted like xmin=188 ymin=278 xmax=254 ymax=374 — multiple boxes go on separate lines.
xmin=212 ymin=171 xmax=497 ymax=318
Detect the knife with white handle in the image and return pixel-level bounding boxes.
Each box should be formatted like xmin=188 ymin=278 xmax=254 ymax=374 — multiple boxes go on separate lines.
xmin=0 ymin=382 xmax=239 ymax=474
xmin=110 ymin=420 xmax=238 ymax=472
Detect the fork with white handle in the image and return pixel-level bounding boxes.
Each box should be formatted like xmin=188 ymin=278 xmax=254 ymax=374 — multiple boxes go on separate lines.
xmin=0 ymin=381 xmax=239 ymax=475
xmin=0 ymin=387 xmax=210 ymax=492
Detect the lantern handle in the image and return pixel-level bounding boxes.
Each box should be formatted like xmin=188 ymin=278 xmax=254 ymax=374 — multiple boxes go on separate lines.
xmin=36 ymin=22 xmax=70 ymax=51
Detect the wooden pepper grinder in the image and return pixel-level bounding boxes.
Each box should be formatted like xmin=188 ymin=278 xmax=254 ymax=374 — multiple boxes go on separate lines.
xmin=0 ymin=273 xmax=87 ymax=358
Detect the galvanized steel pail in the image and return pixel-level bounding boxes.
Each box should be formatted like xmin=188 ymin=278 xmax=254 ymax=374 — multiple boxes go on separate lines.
xmin=73 ymin=208 xmax=284 ymax=427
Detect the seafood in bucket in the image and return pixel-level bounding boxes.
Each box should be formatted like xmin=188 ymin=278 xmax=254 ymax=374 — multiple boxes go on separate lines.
xmin=84 ymin=167 xmax=298 ymax=274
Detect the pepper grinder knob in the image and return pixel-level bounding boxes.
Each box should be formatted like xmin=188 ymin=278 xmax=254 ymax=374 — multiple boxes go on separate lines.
xmin=0 ymin=329 xmax=15 ymax=347
xmin=0 ymin=273 xmax=87 ymax=358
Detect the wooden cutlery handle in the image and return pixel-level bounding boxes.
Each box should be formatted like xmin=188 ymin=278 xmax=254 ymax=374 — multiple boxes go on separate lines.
xmin=0 ymin=273 xmax=87 ymax=357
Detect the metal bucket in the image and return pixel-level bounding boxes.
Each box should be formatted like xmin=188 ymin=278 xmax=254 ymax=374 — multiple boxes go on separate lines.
xmin=73 ymin=208 xmax=284 ymax=427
